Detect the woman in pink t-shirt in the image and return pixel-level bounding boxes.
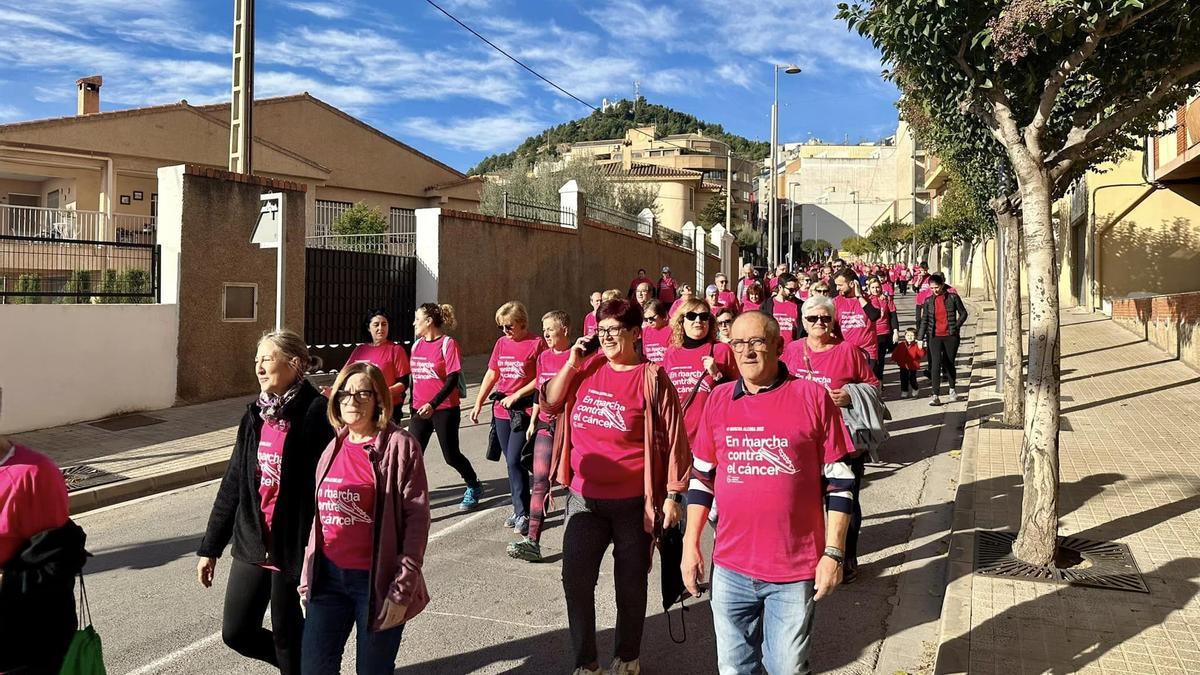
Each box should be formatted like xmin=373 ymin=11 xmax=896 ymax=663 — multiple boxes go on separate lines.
xmin=668 ymin=284 xmax=694 ymax=319
xmin=663 ymin=298 xmax=738 ymax=452
xmin=742 ymin=282 xmax=764 ymax=312
xmin=408 ymin=303 xmax=482 ymax=512
xmin=300 ymin=361 xmax=430 ymax=673
xmin=715 ymin=305 xmax=738 ymax=345
xmin=639 ymin=299 xmax=673 ymax=364
xmin=867 ymin=277 xmax=900 ymax=385
xmin=344 ymin=308 xmax=411 ymax=422
xmin=471 ymin=301 xmax=546 ymax=535
xmin=542 ymin=298 xmax=689 ymax=674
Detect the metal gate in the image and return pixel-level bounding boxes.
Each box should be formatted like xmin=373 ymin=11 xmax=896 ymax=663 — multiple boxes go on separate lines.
xmin=304 ymin=247 xmax=416 ymax=370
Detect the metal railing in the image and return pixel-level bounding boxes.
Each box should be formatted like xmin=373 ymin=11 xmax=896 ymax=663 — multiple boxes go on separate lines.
xmin=314 ymin=199 xmax=352 ymax=237
xmin=390 ymin=207 xmax=416 ymax=234
xmin=656 ymin=228 xmax=693 ymax=249
xmin=0 ymin=234 xmax=160 ymax=304
xmin=0 ymin=205 xmax=156 ymax=243
xmin=501 ymin=192 xmax=576 ymax=227
xmin=306 ymin=233 xmax=415 ymax=256
xmin=588 ymin=201 xmax=650 ymax=236
xmin=705 ymin=241 xmax=720 ymax=258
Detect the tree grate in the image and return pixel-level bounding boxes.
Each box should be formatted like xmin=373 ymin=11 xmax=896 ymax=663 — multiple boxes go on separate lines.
xmin=974 ymin=530 xmax=1148 ymax=593
xmin=88 ymin=413 xmax=165 ymax=432
xmin=61 ymin=464 xmax=127 ymax=492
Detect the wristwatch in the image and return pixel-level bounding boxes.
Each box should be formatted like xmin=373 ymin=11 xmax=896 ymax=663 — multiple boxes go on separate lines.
xmin=666 ymin=492 xmax=683 ymax=504
xmin=822 ymin=546 xmax=845 ymax=565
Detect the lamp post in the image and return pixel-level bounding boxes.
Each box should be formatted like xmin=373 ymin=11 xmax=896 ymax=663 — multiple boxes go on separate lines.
xmin=770 ymin=63 xmax=801 ymax=267
xmin=849 ymin=190 xmax=861 ymax=236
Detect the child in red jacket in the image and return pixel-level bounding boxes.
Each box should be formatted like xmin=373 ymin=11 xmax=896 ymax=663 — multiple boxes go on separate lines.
xmin=892 ymin=327 xmax=926 ymax=398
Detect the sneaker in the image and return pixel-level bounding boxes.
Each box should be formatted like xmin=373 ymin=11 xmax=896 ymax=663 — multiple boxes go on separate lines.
xmin=504 ymin=513 xmax=517 ymax=529
xmin=459 ymin=485 xmax=482 ymax=511
xmin=930 ymin=396 xmax=943 ymax=406
xmin=572 ymin=667 xmax=602 ymax=675
xmin=507 ymin=537 xmax=543 ymax=562
xmin=910 ymin=389 xmax=919 ymax=398
xmin=607 ymin=658 xmax=641 ymax=675
xmin=948 ymin=388 xmax=958 ymax=400
xmin=513 ymin=515 xmax=530 ymax=535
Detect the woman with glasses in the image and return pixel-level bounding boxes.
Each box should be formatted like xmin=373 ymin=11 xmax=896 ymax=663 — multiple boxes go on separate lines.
xmin=198 ymin=330 xmax=334 ymax=675
xmin=471 ymin=301 xmax=546 ymax=535
xmin=640 ymin=299 xmax=672 ymax=364
xmin=781 ymin=295 xmax=878 ymax=583
xmin=541 ymin=298 xmax=690 ymax=675
xmin=668 ymin=284 xmax=694 ymax=318
xmin=299 ymin=362 xmax=431 ymax=674
xmin=715 ymin=306 xmax=738 ymax=344
xmin=663 ymin=298 xmax=738 ymax=452
xmin=867 ymin=278 xmax=900 ymax=384
xmin=343 ymin=309 xmax=410 ymax=422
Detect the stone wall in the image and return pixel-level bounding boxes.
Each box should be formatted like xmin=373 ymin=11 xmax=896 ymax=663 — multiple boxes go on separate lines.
xmin=1111 ymin=291 xmax=1200 ymax=371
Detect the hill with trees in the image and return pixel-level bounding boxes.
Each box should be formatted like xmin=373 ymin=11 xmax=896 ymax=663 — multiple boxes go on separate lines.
xmin=468 ymin=97 xmax=769 ymax=175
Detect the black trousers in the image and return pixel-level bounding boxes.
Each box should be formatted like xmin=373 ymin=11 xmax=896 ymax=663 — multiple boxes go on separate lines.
xmin=899 ymin=368 xmax=919 ymax=392
xmin=562 ymin=492 xmax=652 ymax=667
xmin=874 ymin=333 xmax=894 ymax=383
xmin=222 ymin=558 xmax=304 ymax=675
xmin=898 ymin=280 xmax=908 ymax=294
xmin=928 ymin=335 xmax=961 ymax=396
xmin=844 ymin=454 xmax=868 ymax=568
xmin=408 ymin=407 xmax=480 ymax=487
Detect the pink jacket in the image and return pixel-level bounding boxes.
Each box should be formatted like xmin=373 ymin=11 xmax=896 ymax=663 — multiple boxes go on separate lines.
xmin=299 ymin=422 xmax=431 ymax=631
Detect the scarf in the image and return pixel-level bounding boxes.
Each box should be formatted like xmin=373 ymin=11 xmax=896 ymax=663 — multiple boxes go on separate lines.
xmin=257 ymin=379 xmax=304 ymax=431
xmin=682 ymin=335 xmax=708 ymax=349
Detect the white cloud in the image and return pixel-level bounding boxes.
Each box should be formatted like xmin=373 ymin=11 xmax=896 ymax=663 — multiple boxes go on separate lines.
xmin=0 ymin=104 xmax=25 ymax=122
xmin=283 ymin=2 xmax=350 ymax=19
xmin=439 ymin=0 xmax=501 ymax=9
xmin=584 ymin=0 xmax=681 ymax=43
xmin=715 ymin=63 xmax=754 ymax=90
xmin=396 ymin=112 xmax=545 ymax=152
xmin=640 ymin=69 xmax=699 ymax=96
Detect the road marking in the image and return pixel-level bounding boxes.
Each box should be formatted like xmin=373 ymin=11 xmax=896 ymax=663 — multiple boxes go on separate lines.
xmin=423 ymin=610 xmax=561 ymax=630
xmin=124 ymin=631 xmax=222 ymax=675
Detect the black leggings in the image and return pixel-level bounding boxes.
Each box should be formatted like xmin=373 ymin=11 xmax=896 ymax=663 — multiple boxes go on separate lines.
xmin=408 ymin=407 xmax=480 ymax=487
xmin=874 ymin=333 xmax=894 ymax=383
xmin=222 ymin=558 xmax=304 ymax=675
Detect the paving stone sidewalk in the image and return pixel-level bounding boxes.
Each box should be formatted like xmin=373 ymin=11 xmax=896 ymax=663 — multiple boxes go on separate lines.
xmin=938 ymin=306 xmax=1200 ymax=674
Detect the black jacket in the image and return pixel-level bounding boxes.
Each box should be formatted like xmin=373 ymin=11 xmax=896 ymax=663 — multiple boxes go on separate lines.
xmin=0 ymin=520 xmax=87 ymax=672
xmin=760 ymin=296 xmax=805 ymax=341
xmin=918 ymin=292 xmax=969 ymax=341
xmin=197 ymin=380 xmax=333 ymax=578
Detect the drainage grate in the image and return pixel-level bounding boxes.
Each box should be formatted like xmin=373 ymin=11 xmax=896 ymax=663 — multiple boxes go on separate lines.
xmin=974 ymin=530 xmax=1148 ymax=593
xmin=62 ymin=464 xmax=127 ymax=492
xmin=88 ymin=413 xmax=165 ymax=432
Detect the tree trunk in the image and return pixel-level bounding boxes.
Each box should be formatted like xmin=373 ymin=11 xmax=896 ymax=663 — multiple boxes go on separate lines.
xmin=999 ymin=209 xmax=1024 ymax=426
xmin=1010 ymin=160 xmax=1060 ymax=567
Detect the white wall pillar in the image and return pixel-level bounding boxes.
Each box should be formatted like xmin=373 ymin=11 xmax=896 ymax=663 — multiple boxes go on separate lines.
xmin=415 ymin=208 xmax=441 ymax=303
xmin=559 ymin=180 xmax=583 ymax=228
xmin=638 ymin=207 xmax=655 ymax=238
xmin=156 ymin=165 xmax=185 ymax=305
xmin=710 ymin=224 xmax=731 ymax=278
xmin=683 ymin=221 xmax=704 ymax=292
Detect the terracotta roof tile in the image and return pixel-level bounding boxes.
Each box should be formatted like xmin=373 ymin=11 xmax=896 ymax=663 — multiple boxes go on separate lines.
xmin=599 ymin=162 xmax=702 ymax=179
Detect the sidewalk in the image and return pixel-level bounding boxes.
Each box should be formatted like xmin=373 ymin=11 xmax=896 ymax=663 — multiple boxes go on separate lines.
xmin=12 ymin=354 xmax=494 ymax=513
xmin=937 ymin=306 xmax=1200 ymax=674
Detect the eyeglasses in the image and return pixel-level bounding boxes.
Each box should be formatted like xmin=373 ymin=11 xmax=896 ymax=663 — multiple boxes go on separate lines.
xmin=335 ymin=390 xmax=375 ymax=405
xmin=498 ymin=324 xmax=515 ymax=332
xmin=596 ymin=326 xmax=631 ymax=339
xmin=812 ymin=288 xmax=830 ymax=294
xmin=717 ymin=320 xmax=734 ymax=327
xmin=684 ymin=311 xmax=712 ymax=322
xmin=643 ymin=316 xmax=658 ymax=323
xmin=805 ymin=315 xmax=834 ymax=324
xmin=729 ymin=337 xmax=769 ymax=353
xmin=784 ymin=286 xmax=799 ymax=293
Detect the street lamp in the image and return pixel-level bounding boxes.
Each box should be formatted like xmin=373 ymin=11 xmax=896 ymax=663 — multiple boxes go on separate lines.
xmin=849 ymin=190 xmax=861 ymax=236
xmin=770 ymin=63 xmax=802 ymax=267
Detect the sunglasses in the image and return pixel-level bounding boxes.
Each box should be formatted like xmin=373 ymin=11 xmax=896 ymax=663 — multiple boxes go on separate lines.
xmin=684 ymin=311 xmax=712 ymax=322
xmin=805 ymin=315 xmax=834 ymax=324
xmin=643 ymin=316 xmax=658 ymax=323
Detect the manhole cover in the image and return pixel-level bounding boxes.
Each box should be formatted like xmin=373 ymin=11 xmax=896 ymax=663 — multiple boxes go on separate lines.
xmin=89 ymin=413 xmax=165 ymax=432
xmin=62 ymin=465 xmax=127 ymax=492
xmin=974 ymin=530 xmax=1148 ymax=593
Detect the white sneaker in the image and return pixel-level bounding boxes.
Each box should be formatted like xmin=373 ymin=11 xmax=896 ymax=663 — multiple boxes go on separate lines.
xmin=607 ymin=658 xmax=640 ymax=675
xmin=948 ymin=388 xmax=957 ymax=400
xmin=572 ymin=667 xmax=602 ymax=675
xmin=930 ymin=396 xmax=943 ymax=406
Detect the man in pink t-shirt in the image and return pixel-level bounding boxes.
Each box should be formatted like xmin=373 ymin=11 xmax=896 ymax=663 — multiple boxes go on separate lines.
xmin=681 ymin=312 xmax=854 ymax=675
xmin=657 ymin=267 xmax=678 ymax=306
xmin=583 ymin=291 xmax=601 ymax=337
xmin=832 ymin=269 xmax=882 ymax=365
xmin=714 ymin=273 xmax=741 ymax=312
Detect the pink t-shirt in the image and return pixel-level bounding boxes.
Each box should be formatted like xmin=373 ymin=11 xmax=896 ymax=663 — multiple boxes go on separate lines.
xmin=770 ymin=298 xmax=800 ymax=345
xmin=488 ymin=334 xmax=546 ymax=420
xmin=695 ymin=375 xmax=853 ymax=583
xmin=317 ymin=438 xmax=377 ymax=571
xmin=0 ymin=444 xmax=70 ymax=568
xmin=717 ymin=290 xmax=739 ymax=312
xmin=663 ymin=342 xmax=737 ymax=449
xmin=345 ymin=342 xmax=411 ymax=390
xmin=834 ymin=295 xmax=878 ymax=359
xmin=410 ymin=336 xmax=462 ymax=411
xmin=657 ymin=277 xmax=678 ymax=305
xmin=768 ymin=277 xmax=780 ymax=291
xmin=257 ymin=422 xmax=287 ymax=539
xmin=583 ymin=312 xmax=598 ymax=337
xmin=871 ymin=296 xmax=896 ymax=336
xmin=782 ymin=338 xmax=880 ymax=390
xmin=536 ymin=347 xmax=572 ymax=427
xmin=742 ymin=300 xmax=762 ymax=313
xmin=641 ymin=324 xmax=673 ymax=364
xmin=569 ymin=363 xmax=647 ymax=499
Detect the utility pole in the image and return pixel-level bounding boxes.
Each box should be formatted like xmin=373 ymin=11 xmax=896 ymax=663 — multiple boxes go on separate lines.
xmin=229 ymin=0 xmax=254 ymax=174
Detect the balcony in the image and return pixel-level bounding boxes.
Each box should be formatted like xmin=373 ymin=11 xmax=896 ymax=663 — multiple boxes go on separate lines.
xmin=1154 ymin=98 xmax=1200 ymax=181
xmin=0 ymin=205 xmax=155 ymax=243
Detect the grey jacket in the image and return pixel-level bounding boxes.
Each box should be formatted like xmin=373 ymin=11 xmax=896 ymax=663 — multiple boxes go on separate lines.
xmin=840 ymin=382 xmax=891 ymax=462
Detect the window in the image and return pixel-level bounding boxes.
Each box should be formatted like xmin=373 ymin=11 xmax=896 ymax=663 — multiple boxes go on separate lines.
xmin=689 ymin=188 xmax=696 ymax=211
xmin=314 ymin=199 xmax=352 ymax=237
xmin=222 ymin=283 xmax=258 ymax=322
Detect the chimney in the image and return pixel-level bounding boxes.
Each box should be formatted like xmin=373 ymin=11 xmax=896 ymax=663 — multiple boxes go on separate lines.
xmin=76 ymin=75 xmax=102 ymax=115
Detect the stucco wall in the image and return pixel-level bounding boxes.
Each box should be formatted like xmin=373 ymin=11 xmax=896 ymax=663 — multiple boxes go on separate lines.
xmin=0 ymin=303 xmax=178 ymax=433
xmin=173 ymin=167 xmax=308 ymax=403
xmin=426 ymin=210 xmax=700 ymax=356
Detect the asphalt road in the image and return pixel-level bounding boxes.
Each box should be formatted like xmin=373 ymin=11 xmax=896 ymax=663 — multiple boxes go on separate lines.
xmin=75 ymin=299 xmax=970 ymax=675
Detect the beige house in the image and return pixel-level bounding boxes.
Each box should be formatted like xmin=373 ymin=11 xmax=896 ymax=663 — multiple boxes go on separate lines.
xmin=0 ymin=77 xmax=480 ymax=248
xmin=597 ymin=162 xmax=722 ymax=233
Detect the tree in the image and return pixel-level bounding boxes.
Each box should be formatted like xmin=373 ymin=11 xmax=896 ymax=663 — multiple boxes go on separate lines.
xmin=696 ymin=192 xmax=726 ymax=230
xmin=60 ymin=270 xmax=92 ymax=304
xmin=480 ymin=157 xmax=661 ymax=221
xmin=13 ymin=274 xmax=40 ymax=304
xmin=841 ymin=0 xmax=1200 ymax=565
xmin=332 ymin=202 xmax=388 ymax=236
xmin=841 ymin=235 xmax=872 ymax=257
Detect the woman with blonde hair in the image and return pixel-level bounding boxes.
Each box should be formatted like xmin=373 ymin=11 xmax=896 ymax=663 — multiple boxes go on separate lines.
xmin=409 ymin=302 xmax=483 ymax=511
xmin=299 ymin=361 xmax=431 ymax=674
xmin=471 ymin=301 xmax=546 ymax=535
xmin=662 ymin=298 xmax=737 ymax=451
xmin=198 ymin=330 xmax=333 ymax=675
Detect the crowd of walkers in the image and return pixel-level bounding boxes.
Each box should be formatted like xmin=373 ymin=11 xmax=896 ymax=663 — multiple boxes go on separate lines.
xmin=0 ymin=257 xmax=966 ymax=675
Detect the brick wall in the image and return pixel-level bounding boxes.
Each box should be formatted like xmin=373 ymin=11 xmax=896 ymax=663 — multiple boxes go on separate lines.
xmin=1111 ymin=291 xmax=1200 ymax=371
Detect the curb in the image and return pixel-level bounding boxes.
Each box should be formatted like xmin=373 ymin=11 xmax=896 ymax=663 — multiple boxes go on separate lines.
xmin=69 ymin=458 xmax=231 ymax=515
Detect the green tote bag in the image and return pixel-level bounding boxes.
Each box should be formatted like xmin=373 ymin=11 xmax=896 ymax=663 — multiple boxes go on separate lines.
xmin=59 ymin=573 xmax=106 ymax=675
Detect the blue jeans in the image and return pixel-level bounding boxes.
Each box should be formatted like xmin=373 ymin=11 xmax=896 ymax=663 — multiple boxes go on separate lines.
xmin=301 ymin=554 xmax=405 ymax=675
xmin=494 ymin=415 xmax=530 ymax=518
xmin=710 ymin=565 xmax=815 ymax=675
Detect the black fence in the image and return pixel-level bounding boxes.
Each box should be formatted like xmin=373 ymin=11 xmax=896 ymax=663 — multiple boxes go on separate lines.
xmin=657 ymin=228 xmax=694 ymax=250
xmin=305 ymin=247 xmax=416 ymax=369
xmin=501 ymin=192 xmax=576 ymax=227
xmin=0 ymin=235 xmax=160 ymax=304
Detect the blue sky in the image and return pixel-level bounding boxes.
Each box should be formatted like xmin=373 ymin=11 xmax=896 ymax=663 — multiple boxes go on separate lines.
xmin=0 ymin=0 xmax=901 ymax=173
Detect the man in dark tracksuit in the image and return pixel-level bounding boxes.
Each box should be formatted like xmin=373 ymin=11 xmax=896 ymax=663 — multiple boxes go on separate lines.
xmin=918 ymin=273 xmax=968 ymax=405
